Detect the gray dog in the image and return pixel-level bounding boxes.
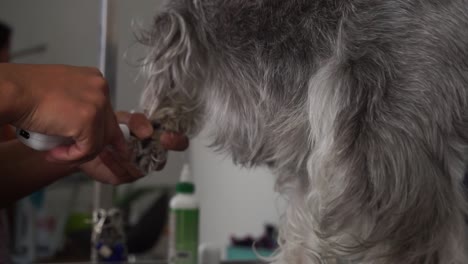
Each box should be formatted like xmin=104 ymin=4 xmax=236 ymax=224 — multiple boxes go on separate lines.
xmin=136 ymin=0 xmax=468 ymax=263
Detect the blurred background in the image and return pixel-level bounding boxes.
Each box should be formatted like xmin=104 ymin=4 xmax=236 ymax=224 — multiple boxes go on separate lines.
xmin=0 ymin=0 xmax=284 ymax=262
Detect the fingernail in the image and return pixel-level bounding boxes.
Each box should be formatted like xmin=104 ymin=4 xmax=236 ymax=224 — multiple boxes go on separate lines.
xmin=140 ymin=123 xmax=153 ymax=137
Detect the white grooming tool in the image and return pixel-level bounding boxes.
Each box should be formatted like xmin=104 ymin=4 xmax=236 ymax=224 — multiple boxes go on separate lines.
xmin=16 ymin=124 xmax=130 ymax=151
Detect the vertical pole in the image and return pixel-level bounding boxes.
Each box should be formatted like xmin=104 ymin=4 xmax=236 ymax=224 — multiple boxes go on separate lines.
xmin=95 ymin=0 xmax=117 ymax=221
xmin=92 ymin=0 xmax=119 ymax=262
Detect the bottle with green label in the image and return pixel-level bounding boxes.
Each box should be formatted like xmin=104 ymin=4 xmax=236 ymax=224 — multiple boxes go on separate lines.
xmin=169 ymin=164 xmax=199 ymax=264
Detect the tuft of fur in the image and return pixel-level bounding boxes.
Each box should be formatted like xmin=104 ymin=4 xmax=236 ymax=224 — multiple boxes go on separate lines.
xmin=138 ymin=0 xmax=468 ymax=263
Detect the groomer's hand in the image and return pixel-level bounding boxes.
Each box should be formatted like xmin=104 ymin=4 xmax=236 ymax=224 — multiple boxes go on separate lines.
xmin=79 ymin=112 xmax=189 ymax=185
xmin=1 ymin=63 xmax=127 ymax=163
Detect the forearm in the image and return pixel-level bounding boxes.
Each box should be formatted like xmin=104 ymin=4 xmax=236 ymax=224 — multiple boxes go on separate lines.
xmin=0 ymin=139 xmax=77 ymax=208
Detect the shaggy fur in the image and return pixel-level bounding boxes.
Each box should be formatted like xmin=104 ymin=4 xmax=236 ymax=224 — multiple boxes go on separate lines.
xmin=137 ymin=0 xmax=468 ymax=263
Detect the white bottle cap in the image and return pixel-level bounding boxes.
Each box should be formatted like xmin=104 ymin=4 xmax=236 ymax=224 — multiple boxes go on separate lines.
xmin=180 ymin=164 xmax=192 ymax=183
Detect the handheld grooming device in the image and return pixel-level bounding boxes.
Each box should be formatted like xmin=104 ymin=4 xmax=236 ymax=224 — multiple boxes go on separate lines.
xmin=16 ymin=124 xmax=130 ymax=151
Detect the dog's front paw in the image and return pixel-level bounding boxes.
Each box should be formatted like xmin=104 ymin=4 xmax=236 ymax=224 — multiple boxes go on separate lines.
xmin=130 ymin=128 xmax=168 ymax=174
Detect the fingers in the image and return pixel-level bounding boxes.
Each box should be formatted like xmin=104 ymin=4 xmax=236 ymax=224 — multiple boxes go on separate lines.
xmin=47 ymin=102 xmax=129 ymax=162
xmin=47 ymin=139 xmax=96 ymax=163
xmin=116 ymin=111 xmax=189 ymax=152
xmin=99 ymin=149 xmax=143 ymax=184
xmin=10 ymin=64 xmax=117 ymax=163
xmin=46 ymin=107 xmax=104 ymax=161
xmin=81 ymin=149 xmax=143 ymax=185
xmin=57 ymin=73 xmax=110 ymax=161
xmin=160 ymin=132 xmax=189 ymax=151
xmin=76 ymin=110 xmax=189 ymax=184
xmin=115 ymin=111 xmax=132 ymax=124
xmin=116 ymin=111 xmax=153 ymax=140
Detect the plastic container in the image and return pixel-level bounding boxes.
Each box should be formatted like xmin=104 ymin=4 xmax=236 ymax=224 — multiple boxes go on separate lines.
xmin=168 ymin=164 xmax=199 ymax=264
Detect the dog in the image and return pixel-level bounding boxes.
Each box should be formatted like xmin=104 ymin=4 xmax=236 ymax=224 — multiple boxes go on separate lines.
xmin=135 ymin=0 xmax=468 ymax=263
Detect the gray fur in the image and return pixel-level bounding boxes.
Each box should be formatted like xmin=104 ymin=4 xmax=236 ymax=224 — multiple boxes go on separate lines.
xmin=138 ymin=0 xmax=468 ymax=263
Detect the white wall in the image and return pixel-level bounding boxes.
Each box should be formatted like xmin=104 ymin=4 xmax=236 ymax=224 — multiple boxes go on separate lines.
xmin=190 ymin=132 xmax=284 ymax=249
xmin=0 ymin=0 xmax=100 ymax=66
xmin=0 ymin=0 xmax=284 ymax=255
xmin=115 ymin=0 xmax=161 ymax=112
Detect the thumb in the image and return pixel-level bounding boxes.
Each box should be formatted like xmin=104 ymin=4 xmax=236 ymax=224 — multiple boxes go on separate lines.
xmin=47 ymin=138 xmax=96 ymax=162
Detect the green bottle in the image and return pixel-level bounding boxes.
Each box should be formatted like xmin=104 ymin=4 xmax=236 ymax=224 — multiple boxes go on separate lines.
xmin=169 ymin=164 xmax=199 ymax=264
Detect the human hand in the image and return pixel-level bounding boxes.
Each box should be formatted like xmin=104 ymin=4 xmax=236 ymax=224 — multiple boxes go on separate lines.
xmin=2 ymin=64 xmax=126 ymax=163
xmin=79 ymin=111 xmax=189 ymax=185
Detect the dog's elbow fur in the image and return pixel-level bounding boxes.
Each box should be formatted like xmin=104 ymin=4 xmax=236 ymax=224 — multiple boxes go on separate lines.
xmin=139 ymin=0 xmax=468 ymax=263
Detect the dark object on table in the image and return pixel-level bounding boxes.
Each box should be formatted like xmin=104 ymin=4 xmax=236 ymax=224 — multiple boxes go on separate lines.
xmin=230 ymin=224 xmax=278 ymax=251
xmin=126 ymin=192 xmax=169 ymax=254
